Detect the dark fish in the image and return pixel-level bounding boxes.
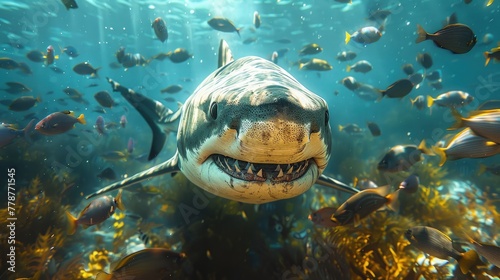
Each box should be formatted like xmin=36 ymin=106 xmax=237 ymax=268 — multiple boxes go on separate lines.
xmin=45 ymin=45 xmax=58 ymax=65
xmin=336 ymin=51 xmax=357 ymax=62
xmin=338 ymin=123 xmax=364 ymax=135
xmin=95 ymin=116 xmax=105 ymax=135
xmin=0 ymin=119 xmax=34 ymax=148
xmin=122 ymin=53 xmax=148 ymax=68
xmin=399 ymin=174 xmax=419 ymax=193
xmin=367 ymin=122 xmax=381 ymax=137
xmin=94 ymin=91 xmax=115 ymax=108
xmin=9 ymin=96 xmax=40 ymax=111
xmin=308 ymin=207 xmax=339 ymax=227
xmin=60 ymin=0 xmax=78 ymax=10
xmin=61 ymin=45 xmax=79 ymax=57
xmin=466 ymin=235 xmax=500 ymax=268
xmin=346 ymin=60 xmax=372 ymax=73
xmin=416 ymin=52 xmax=433 ymax=69
xmin=17 ymin=62 xmax=32 ymax=75
xmin=346 ymin=26 xmax=382 ymax=45
xmin=73 ymin=62 xmax=100 ymax=76
xmin=63 ymin=87 xmax=83 ymax=98
xmin=97 ymin=167 xmax=117 ymax=181
xmin=484 ymin=46 xmax=500 ymax=66
xmin=115 ymin=47 xmax=125 ymax=63
xmin=378 ymin=140 xmax=434 ymax=172
xmin=425 ymin=70 xmax=442 ymax=82
xmin=331 ymin=185 xmax=399 ymax=226
xmin=207 ymin=17 xmax=241 ymax=37
xmin=410 ymin=95 xmax=426 ymax=110
xmin=35 ymin=111 xmax=86 ymax=135
xmin=26 ymin=50 xmax=44 ymax=63
xmin=253 ymin=11 xmax=261 ymax=28
xmin=66 ymin=190 xmax=124 ymax=235
xmin=138 ymin=229 xmax=150 ymax=246
xmin=87 ymin=83 xmax=99 ymax=87
xmin=380 ymin=79 xmax=413 ymax=99
xmin=50 ymin=66 xmax=65 ymax=74
xmin=299 ymin=58 xmax=332 ymax=71
xmin=168 ymin=48 xmax=192 ymax=63
xmin=408 ymin=72 xmax=424 ymax=88
xmin=161 ymin=85 xmax=183 ymax=94
xmin=5 ymin=82 xmax=31 ymax=92
xmin=416 ymin=24 xmax=477 ymax=54
xmin=152 ymin=17 xmax=168 ymax=43
xmin=299 ymin=43 xmax=323 ymax=56
xmin=94 ymin=248 xmax=185 ymax=280
xmin=275 ymin=38 xmax=291 ymax=44
xmin=401 ymin=63 xmax=414 ymax=75
xmin=0 ymin=57 xmax=19 ymax=69
xmin=341 ymin=76 xmax=360 ymax=91
xmin=405 ymin=226 xmax=479 ymax=274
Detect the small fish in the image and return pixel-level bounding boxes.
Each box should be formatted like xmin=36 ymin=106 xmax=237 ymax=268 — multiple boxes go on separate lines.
xmin=95 ymin=116 xmax=106 ymax=135
xmin=338 ymin=123 xmax=364 ymax=135
xmin=44 ymin=45 xmax=59 ymax=65
xmin=341 ymin=76 xmax=359 ymax=91
xmin=35 ymin=111 xmax=86 ymax=135
xmin=308 ymin=207 xmax=338 ymax=227
xmin=97 ymin=167 xmax=117 ymax=181
xmin=410 ymin=95 xmax=426 ymax=110
xmin=336 ymin=51 xmax=357 ymax=62
xmin=101 ymin=151 xmax=129 ymax=161
xmin=253 ymin=11 xmax=261 ymax=29
xmin=167 ymin=48 xmax=192 ymax=63
xmin=399 ymin=174 xmax=419 ymax=193
xmin=484 ymin=47 xmax=500 ymax=66
xmin=478 ymin=164 xmax=500 ymax=176
xmin=66 ymin=190 xmax=124 ymax=235
xmin=73 ymin=62 xmax=100 ymax=76
xmin=299 ymin=43 xmax=323 ymax=56
xmin=331 ymin=185 xmax=399 ymax=226
xmin=94 ymin=91 xmax=115 ymax=108
xmin=345 ymin=26 xmax=382 ymax=45
xmin=354 ymin=178 xmax=378 ymax=190
xmin=152 ymin=17 xmax=168 ymax=43
xmin=465 ymin=235 xmax=500 ymax=268
xmin=87 ymin=83 xmax=99 ymax=88
xmin=378 ymin=140 xmax=434 ymax=172
xmin=402 ymin=63 xmax=414 ymax=75
xmin=138 ymin=229 xmax=150 ymax=246
xmin=161 ymin=85 xmax=183 ymax=94
xmin=94 ymin=248 xmax=185 ymax=280
xmin=427 ymin=91 xmax=473 ymax=109
xmin=120 ymin=115 xmax=127 ymax=128
xmin=448 ymin=109 xmax=500 ymax=144
xmin=60 ymin=0 xmax=78 ymax=10
xmin=346 ymin=60 xmax=372 ymax=73
xmin=0 ymin=119 xmax=34 ymax=148
xmin=425 ymin=70 xmax=442 ymax=82
xmin=432 ymin=128 xmax=500 ymax=166
xmin=207 ymin=17 xmax=241 ymax=37
xmin=271 ymin=51 xmax=278 ymax=64
xmin=416 ymin=24 xmax=477 ymax=54
xmin=26 ymin=50 xmax=44 ymax=63
xmin=5 ymin=82 xmax=31 ymax=92
xmin=299 ymin=58 xmax=332 ymax=71
xmin=416 ymin=52 xmax=433 ymax=69
xmin=9 ymin=96 xmax=40 ymax=111
xmin=367 ymin=122 xmax=381 ymax=137
xmin=61 ymin=45 xmax=79 ymax=57
xmin=405 ymin=226 xmax=479 ymax=274
xmin=0 ymin=57 xmax=19 ymax=69
xmin=127 ymin=137 xmax=135 ymax=153
xmin=379 ymin=79 xmax=414 ymax=99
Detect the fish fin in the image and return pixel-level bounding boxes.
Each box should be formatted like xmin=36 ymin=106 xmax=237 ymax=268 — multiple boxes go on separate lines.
xmin=410 ymin=97 xmax=416 ymax=107
xmin=448 ymin=109 xmax=464 ymax=130
xmin=426 ymin=95 xmax=434 ymax=107
xmin=236 ymin=27 xmax=242 ymax=38
xmin=91 ymin=67 xmax=102 ymax=78
xmin=432 ymin=146 xmax=447 ymax=166
xmin=95 ymin=272 xmax=112 ymax=280
xmin=415 ymin=24 xmax=428 ymax=43
xmin=338 ymin=124 xmax=344 ymax=132
xmin=65 ymin=211 xmax=78 ymax=235
xmin=77 ymin=114 xmax=86 ymax=125
xmin=477 ymin=164 xmax=487 ymax=176
xmin=345 ymin=31 xmax=351 ymax=44
xmin=487 ymin=0 xmax=494 ymax=6
xmin=115 ymin=190 xmax=126 ymax=211
xmin=458 ymin=250 xmax=479 ymax=274
xmin=418 ymin=139 xmax=434 ymax=156
xmin=346 ymin=65 xmax=351 ymax=72
xmin=386 ymin=190 xmax=400 ymax=213
xmin=316 ymin=174 xmax=359 ymax=194
xmin=218 ymin=39 xmax=234 ymax=68
xmin=55 ymin=55 xmax=59 ymax=60
xmin=353 ymin=176 xmax=358 ymax=188
xmin=484 ymin=52 xmax=491 ymax=66
xmin=298 ymin=63 xmax=304 ymax=70
xmin=36 ymin=96 xmax=42 ymax=103
xmin=23 ymin=119 xmax=35 ymax=143
xmin=486 ymin=141 xmax=498 ymax=147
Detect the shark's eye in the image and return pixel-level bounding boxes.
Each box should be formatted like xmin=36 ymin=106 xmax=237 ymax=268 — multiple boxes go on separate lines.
xmin=325 ymin=110 xmax=329 ymax=125
xmin=209 ymin=102 xmax=218 ymax=120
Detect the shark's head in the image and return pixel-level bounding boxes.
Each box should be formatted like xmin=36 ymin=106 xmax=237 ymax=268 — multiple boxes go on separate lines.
xmin=177 ymin=57 xmax=331 ymax=203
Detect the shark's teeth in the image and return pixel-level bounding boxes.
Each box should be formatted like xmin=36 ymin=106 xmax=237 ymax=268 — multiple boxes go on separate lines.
xmin=211 ymin=154 xmax=312 ymax=182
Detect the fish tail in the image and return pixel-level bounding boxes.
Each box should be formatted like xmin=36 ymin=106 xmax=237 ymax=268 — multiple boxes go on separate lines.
xmin=418 ymin=139 xmax=434 ymax=156
xmin=115 ymin=190 xmax=126 ymax=211
xmin=345 ymin=31 xmax=351 ymax=44
xmin=415 ymin=24 xmax=428 ymax=43
xmin=458 ymin=250 xmax=479 ymax=274
xmin=236 ymin=28 xmax=242 ymax=38
xmin=66 ymin=211 xmax=78 ymax=235
xmin=426 ymin=95 xmax=434 ymax=107
xmin=432 ymin=146 xmax=447 ymax=166
xmin=386 ymin=190 xmax=400 ymax=213
xmin=448 ymin=109 xmax=464 ymax=130
xmin=477 ymin=164 xmax=488 ymax=175
xmin=346 ymin=65 xmax=351 ymax=72
xmin=410 ymin=97 xmax=416 ymax=107
xmin=77 ymin=114 xmax=86 ymax=125
xmin=484 ymin=52 xmax=491 ymax=66
xmin=487 ymin=0 xmax=494 ymax=6
xmin=298 ymin=63 xmax=304 ymax=70
xmin=22 ymin=119 xmax=35 ymax=143
xmin=36 ymin=96 xmax=42 ymax=103
xmin=92 ymin=67 xmax=102 ymax=78
xmin=338 ymin=124 xmax=344 ymax=132
xmin=95 ymin=272 xmax=113 ymax=280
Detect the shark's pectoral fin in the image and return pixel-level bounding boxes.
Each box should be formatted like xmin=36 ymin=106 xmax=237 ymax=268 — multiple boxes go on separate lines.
xmin=316 ymin=174 xmax=359 ymax=194
xmin=85 ymin=152 xmax=180 ymax=199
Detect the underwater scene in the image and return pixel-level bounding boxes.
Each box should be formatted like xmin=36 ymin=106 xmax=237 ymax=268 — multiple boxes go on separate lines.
xmin=1 ymin=0 xmax=500 ymax=279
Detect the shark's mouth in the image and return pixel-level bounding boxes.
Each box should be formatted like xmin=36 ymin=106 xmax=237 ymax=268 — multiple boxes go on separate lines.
xmin=211 ymin=154 xmax=312 ymax=182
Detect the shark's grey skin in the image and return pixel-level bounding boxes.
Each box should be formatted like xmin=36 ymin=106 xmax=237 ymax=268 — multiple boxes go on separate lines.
xmin=87 ymin=46 xmax=357 ymax=203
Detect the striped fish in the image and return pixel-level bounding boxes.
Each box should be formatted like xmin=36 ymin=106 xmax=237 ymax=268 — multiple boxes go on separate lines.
xmin=449 ymin=109 xmax=500 ymax=144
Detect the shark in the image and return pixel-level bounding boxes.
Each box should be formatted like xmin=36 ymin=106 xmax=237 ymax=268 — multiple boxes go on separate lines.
xmin=86 ymin=40 xmax=358 ymax=204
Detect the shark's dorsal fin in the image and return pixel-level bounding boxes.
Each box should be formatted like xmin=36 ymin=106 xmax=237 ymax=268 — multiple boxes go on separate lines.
xmin=218 ymin=39 xmax=234 ymax=68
